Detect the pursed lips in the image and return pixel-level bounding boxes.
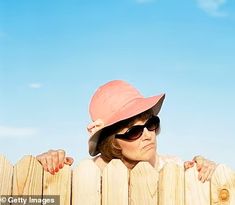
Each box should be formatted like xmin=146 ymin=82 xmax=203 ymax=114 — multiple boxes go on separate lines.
xmin=142 ymin=143 xmax=155 ymax=150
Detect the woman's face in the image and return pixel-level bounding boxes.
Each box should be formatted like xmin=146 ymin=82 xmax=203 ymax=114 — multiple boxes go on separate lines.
xmin=115 ymin=117 xmax=157 ymax=166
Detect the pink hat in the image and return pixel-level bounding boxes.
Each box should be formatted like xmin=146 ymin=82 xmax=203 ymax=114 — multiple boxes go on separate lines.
xmin=87 ymin=80 xmax=165 ymax=156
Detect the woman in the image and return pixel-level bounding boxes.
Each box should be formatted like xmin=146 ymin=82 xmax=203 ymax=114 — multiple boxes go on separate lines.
xmin=36 ymin=80 xmax=217 ymax=182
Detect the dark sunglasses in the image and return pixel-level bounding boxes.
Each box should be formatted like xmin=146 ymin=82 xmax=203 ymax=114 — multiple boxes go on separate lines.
xmin=115 ymin=115 xmax=160 ymax=141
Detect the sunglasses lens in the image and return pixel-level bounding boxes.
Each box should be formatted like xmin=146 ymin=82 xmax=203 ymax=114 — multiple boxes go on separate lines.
xmin=146 ymin=116 xmax=159 ymax=131
xmin=125 ymin=126 xmax=143 ymax=140
xmin=115 ymin=116 xmax=160 ymax=140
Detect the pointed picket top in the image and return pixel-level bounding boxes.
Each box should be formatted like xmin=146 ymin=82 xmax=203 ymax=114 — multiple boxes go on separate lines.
xmin=158 ymin=162 xmax=184 ymax=205
xmin=102 ymin=159 xmax=129 ymax=205
xmin=211 ymin=164 xmax=235 ymax=205
xmin=185 ymin=165 xmax=210 ymax=205
xmin=0 ymin=154 xmax=13 ymax=195
xmin=72 ymin=159 xmax=101 ymax=205
xmin=130 ymin=161 xmax=158 ymax=205
xmin=0 ymin=154 xmax=12 ymax=166
xmin=43 ymin=164 xmax=71 ymax=205
xmin=12 ymin=155 xmax=43 ymax=195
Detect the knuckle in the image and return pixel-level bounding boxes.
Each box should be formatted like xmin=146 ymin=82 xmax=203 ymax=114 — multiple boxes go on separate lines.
xmin=46 ymin=155 xmax=53 ymax=161
xmin=48 ymin=149 xmax=55 ymax=154
xmin=204 ymin=164 xmax=209 ymax=168
xmin=51 ymin=151 xmax=58 ymax=157
xmin=57 ymin=149 xmax=65 ymax=154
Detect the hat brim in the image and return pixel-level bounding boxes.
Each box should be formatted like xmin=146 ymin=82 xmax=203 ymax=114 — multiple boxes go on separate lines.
xmin=88 ymin=93 xmax=165 ymax=156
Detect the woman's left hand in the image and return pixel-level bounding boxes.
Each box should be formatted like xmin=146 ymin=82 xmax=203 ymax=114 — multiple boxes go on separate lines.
xmin=184 ymin=155 xmax=217 ymax=183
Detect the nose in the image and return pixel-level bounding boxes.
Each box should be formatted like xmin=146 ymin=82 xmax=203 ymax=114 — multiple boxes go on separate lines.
xmin=141 ymin=127 xmax=152 ymax=140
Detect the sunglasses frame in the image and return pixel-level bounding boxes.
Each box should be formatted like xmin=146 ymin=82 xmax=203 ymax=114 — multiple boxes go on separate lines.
xmin=115 ymin=115 xmax=160 ymax=141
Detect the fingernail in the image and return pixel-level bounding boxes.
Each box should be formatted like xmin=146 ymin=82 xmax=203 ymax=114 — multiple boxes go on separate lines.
xmin=59 ymin=164 xmax=63 ymax=169
xmin=55 ymin=167 xmax=59 ymax=172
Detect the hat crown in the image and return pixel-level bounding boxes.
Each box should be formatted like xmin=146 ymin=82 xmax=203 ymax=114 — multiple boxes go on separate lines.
xmin=89 ymin=80 xmax=143 ymax=124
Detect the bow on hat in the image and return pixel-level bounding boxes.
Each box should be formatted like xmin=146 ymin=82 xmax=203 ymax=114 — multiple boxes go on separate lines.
xmin=87 ymin=119 xmax=105 ymax=136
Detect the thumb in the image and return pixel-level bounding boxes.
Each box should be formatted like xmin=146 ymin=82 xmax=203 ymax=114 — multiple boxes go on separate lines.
xmin=193 ymin=156 xmax=204 ymax=171
xmin=184 ymin=161 xmax=195 ymax=170
xmin=64 ymin=157 xmax=74 ymax=166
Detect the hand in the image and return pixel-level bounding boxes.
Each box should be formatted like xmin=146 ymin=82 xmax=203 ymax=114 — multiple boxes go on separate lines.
xmin=184 ymin=155 xmax=217 ymax=183
xmin=36 ymin=149 xmax=74 ymax=175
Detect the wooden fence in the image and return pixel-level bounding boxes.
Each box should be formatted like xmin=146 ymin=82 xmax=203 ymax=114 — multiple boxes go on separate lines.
xmin=0 ymin=154 xmax=235 ymax=205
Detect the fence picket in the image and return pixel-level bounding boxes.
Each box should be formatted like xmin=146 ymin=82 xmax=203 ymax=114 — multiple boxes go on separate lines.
xmin=185 ymin=166 xmax=210 ymax=205
xmin=158 ymin=162 xmax=184 ymax=205
xmin=130 ymin=162 xmax=158 ymax=205
xmin=211 ymin=164 xmax=235 ymax=205
xmin=72 ymin=159 xmax=101 ymax=205
xmin=0 ymin=155 xmax=13 ymax=196
xmin=12 ymin=155 xmax=43 ymax=195
xmin=102 ymin=159 xmax=129 ymax=205
xmin=0 ymin=154 xmax=235 ymax=205
xmin=43 ymin=164 xmax=71 ymax=205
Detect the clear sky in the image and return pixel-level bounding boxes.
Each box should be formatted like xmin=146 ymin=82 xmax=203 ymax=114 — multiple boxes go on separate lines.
xmin=0 ymin=0 xmax=235 ymax=169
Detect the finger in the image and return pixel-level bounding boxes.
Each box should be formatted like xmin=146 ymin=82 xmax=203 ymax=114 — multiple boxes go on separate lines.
xmin=196 ymin=163 xmax=203 ymax=172
xmin=51 ymin=151 xmax=59 ymax=173
xmin=193 ymin=155 xmax=204 ymax=164
xmin=58 ymin=149 xmax=65 ymax=169
xmin=64 ymin=157 xmax=74 ymax=166
xmin=198 ymin=166 xmax=207 ymax=181
xmin=36 ymin=155 xmax=49 ymax=172
xmin=184 ymin=161 xmax=195 ymax=170
xmin=184 ymin=161 xmax=190 ymax=170
xmin=201 ymin=167 xmax=211 ymax=183
xmin=193 ymin=156 xmax=202 ymax=171
xmin=36 ymin=154 xmax=42 ymax=162
xmin=39 ymin=157 xmax=49 ymax=172
xmin=46 ymin=155 xmax=54 ymax=175
xmin=36 ymin=154 xmax=43 ymax=163
xmin=193 ymin=155 xmax=201 ymax=162
xmin=195 ymin=158 xmax=205 ymax=172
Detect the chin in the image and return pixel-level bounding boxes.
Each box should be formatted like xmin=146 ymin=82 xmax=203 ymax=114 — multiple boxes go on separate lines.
xmin=140 ymin=150 xmax=156 ymax=161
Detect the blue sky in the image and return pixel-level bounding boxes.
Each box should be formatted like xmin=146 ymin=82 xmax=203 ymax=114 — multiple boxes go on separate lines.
xmin=0 ymin=0 xmax=235 ymax=169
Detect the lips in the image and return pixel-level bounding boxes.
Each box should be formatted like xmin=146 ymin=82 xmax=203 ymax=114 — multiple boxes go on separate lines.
xmin=142 ymin=143 xmax=155 ymax=150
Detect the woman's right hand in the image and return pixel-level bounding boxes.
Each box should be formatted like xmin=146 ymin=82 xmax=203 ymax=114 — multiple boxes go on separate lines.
xmin=36 ymin=149 xmax=74 ymax=175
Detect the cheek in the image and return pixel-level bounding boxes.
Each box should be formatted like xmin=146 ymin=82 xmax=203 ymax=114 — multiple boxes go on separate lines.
xmin=118 ymin=141 xmax=148 ymax=162
xmin=116 ymin=134 xmax=157 ymax=160
xmin=117 ymin=140 xmax=140 ymax=156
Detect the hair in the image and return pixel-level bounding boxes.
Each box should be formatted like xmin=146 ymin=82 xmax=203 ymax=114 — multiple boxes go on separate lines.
xmin=97 ymin=108 xmax=160 ymax=163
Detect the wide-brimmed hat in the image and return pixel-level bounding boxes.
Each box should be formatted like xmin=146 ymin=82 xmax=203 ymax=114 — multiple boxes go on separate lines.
xmin=88 ymin=80 xmax=165 ymax=156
